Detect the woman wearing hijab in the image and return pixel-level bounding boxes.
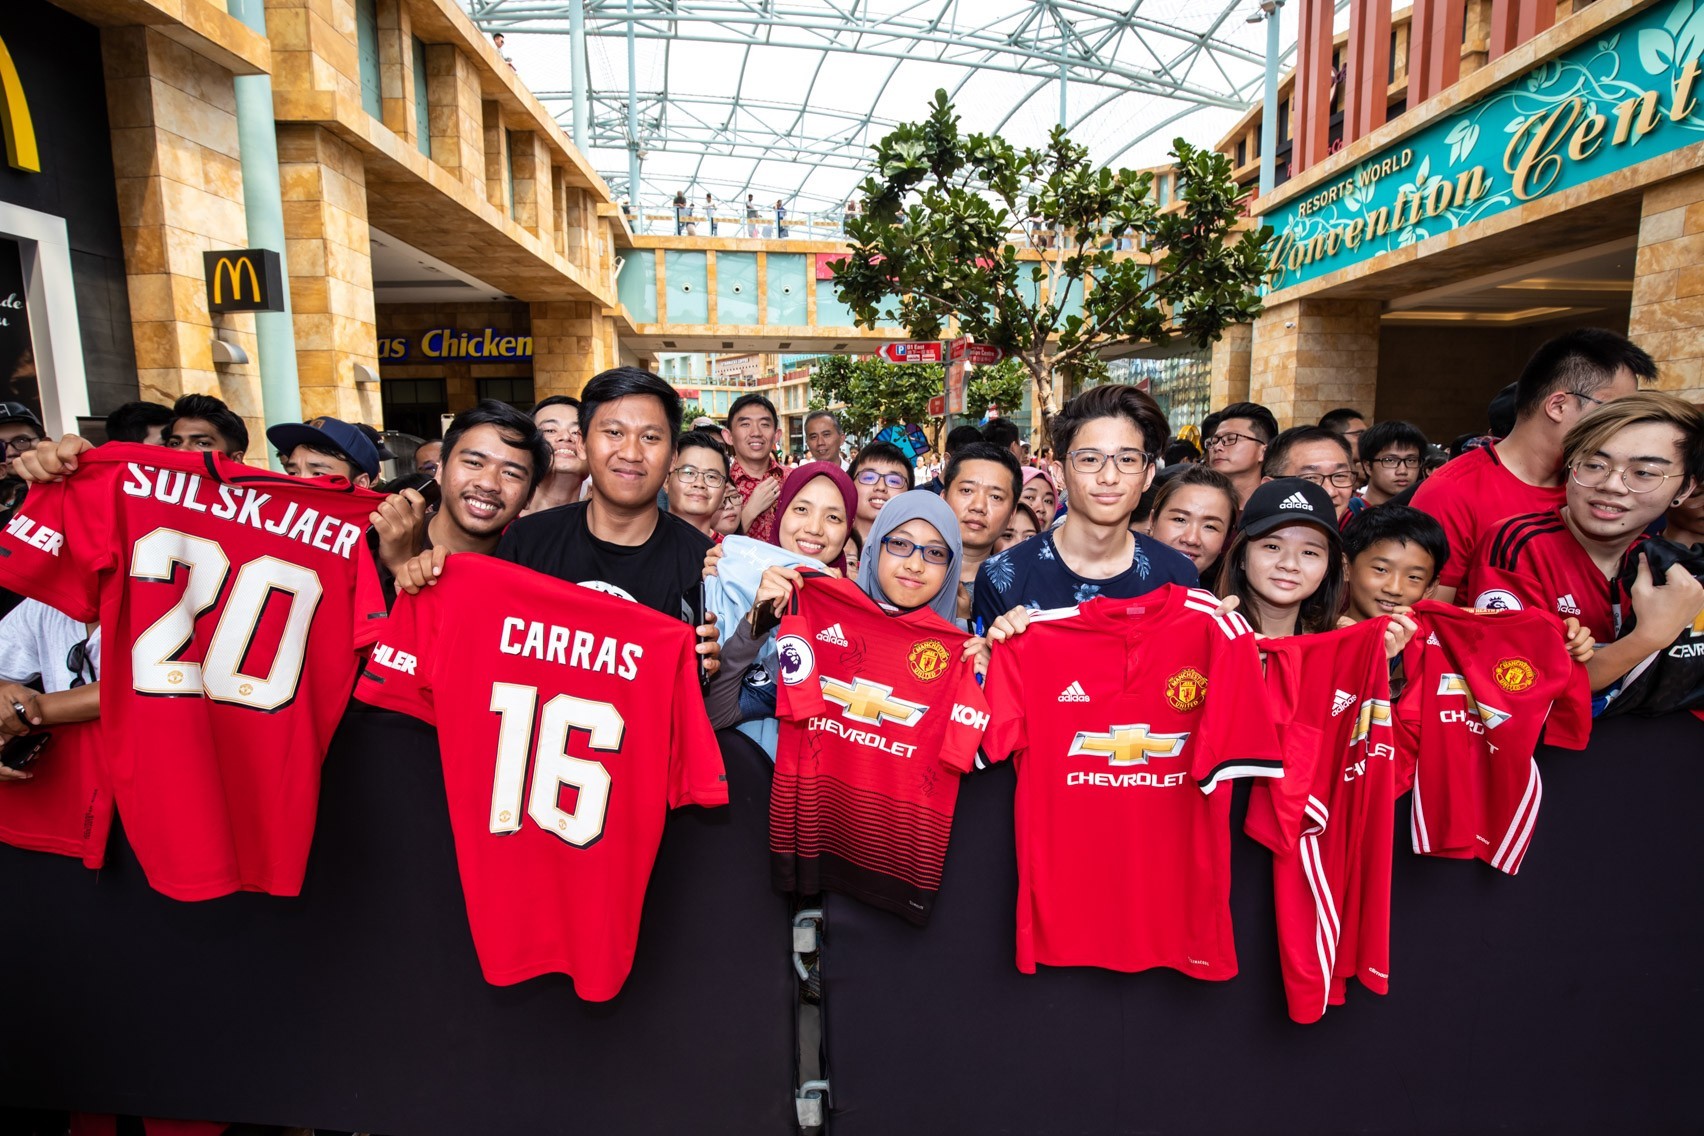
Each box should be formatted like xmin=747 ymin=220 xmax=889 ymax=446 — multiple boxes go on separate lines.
xmin=703 ymin=464 xmax=858 ymax=750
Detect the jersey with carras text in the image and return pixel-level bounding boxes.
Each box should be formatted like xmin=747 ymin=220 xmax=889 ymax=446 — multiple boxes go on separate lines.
xmin=1397 ymin=600 xmax=1591 ymax=875
xmin=1246 ymin=620 xmax=1396 ymax=1024
xmin=0 ymin=444 xmax=386 ymax=899
xmin=979 ymin=585 xmax=1283 ymax=978
xmin=1410 ymin=444 xmax=1565 ymax=593
xmin=354 ymin=554 xmax=726 ymax=1002
xmin=1467 ymin=509 xmax=1642 ymax=644
xmin=772 ymin=573 xmax=988 ymax=925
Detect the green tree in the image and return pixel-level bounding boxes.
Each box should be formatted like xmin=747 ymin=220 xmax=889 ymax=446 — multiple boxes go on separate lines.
xmin=833 ymin=90 xmax=1268 ymax=427
xmin=965 ymin=356 xmax=1027 ymax=420
xmin=679 ymin=402 xmax=709 ymax=427
xmin=810 ymin=354 xmax=940 ymax=438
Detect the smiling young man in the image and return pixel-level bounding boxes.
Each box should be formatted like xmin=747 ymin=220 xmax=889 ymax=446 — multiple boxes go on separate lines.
xmin=522 ymin=395 xmax=587 ymax=516
xmin=942 ymin=440 xmax=1021 ymax=622
xmin=668 ymin=428 xmax=732 ymax=538
xmin=1412 ymin=327 xmax=1652 ymax=603
xmin=726 ymin=393 xmax=785 ymax=542
xmin=973 ymin=384 xmax=1197 ymax=628
xmin=1202 ymin=401 xmax=1279 ymax=507
xmin=1467 ymin=393 xmax=1704 ymax=692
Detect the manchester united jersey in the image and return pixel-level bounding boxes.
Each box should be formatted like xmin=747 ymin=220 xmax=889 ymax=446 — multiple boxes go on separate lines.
xmin=1410 ymin=444 xmax=1566 ymax=593
xmin=0 ymin=445 xmax=386 ymax=899
xmin=980 ymin=585 xmax=1283 ymax=979
xmin=772 ymin=573 xmax=988 ymax=925
xmin=1468 ymin=509 xmax=1642 ymax=643
xmin=1397 ymin=601 xmax=1591 ymax=875
xmin=0 ymin=720 xmax=112 ymax=868
xmin=354 ymin=554 xmax=727 ymax=1002
xmin=1246 ymin=620 xmax=1396 ymax=1024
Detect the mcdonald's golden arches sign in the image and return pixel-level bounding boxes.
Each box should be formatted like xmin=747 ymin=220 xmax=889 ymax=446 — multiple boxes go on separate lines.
xmin=203 ymin=249 xmax=284 ymax=313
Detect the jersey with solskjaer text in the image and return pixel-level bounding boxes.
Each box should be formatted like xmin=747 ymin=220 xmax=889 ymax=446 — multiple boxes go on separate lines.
xmin=772 ymin=573 xmax=988 ymax=925
xmin=355 ymin=554 xmax=726 ymax=1002
xmin=979 ymin=585 xmax=1283 ymax=979
xmin=0 ymin=444 xmax=386 ymax=900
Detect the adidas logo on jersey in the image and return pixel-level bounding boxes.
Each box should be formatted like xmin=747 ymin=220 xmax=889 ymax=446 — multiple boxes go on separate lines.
xmin=1330 ymin=688 xmax=1355 ymax=716
xmin=1058 ymin=680 xmax=1091 ymax=702
xmin=816 ymin=623 xmax=849 ymax=646
xmin=1278 ymin=491 xmax=1314 ymax=511
xmin=1556 ymin=594 xmax=1581 ymax=615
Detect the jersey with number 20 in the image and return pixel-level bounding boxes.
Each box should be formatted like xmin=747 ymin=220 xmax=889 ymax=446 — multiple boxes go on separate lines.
xmin=0 ymin=444 xmax=386 ymax=900
xmin=355 ymin=554 xmax=727 ymax=1002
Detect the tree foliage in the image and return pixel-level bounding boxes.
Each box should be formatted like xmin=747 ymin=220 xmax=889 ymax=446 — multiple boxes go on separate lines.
xmin=679 ymin=402 xmax=709 ymax=428
xmin=832 ymin=89 xmax=1269 ymax=423
xmin=810 ymin=354 xmax=939 ymax=438
xmin=966 ymin=356 xmax=1027 ymax=420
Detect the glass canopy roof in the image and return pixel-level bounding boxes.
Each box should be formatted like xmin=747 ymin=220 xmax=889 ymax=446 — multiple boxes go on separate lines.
xmin=466 ymin=0 xmax=1313 ymax=223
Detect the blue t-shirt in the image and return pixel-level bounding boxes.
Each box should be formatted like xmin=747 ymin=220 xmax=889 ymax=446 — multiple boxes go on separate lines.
xmin=971 ymin=528 xmax=1198 ymax=627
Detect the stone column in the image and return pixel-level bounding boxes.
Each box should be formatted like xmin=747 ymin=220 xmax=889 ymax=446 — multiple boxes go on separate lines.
xmin=1209 ymin=322 xmax=1253 ymax=409
xmin=375 ymin=0 xmax=418 ymax=144
xmin=103 ymin=26 xmax=264 ymax=440
xmin=531 ymin=300 xmax=608 ymax=399
xmin=510 ymin=132 xmax=556 ymax=246
xmin=1248 ymin=298 xmax=1381 ymax=428
xmin=425 ymin=44 xmax=484 ymax=191
xmin=278 ymin=124 xmax=378 ymax=422
xmin=482 ymin=100 xmax=511 ymax=216
xmin=1627 ymin=169 xmax=1704 ymax=403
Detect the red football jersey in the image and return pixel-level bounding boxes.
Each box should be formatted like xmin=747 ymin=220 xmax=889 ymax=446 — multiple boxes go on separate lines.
xmin=1410 ymin=445 xmax=1566 ymax=592
xmin=772 ymin=574 xmax=988 ymax=925
xmin=354 ymin=554 xmax=727 ymax=1002
xmin=1246 ymin=620 xmax=1396 ymax=1024
xmin=980 ymin=585 xmax=1283 ymax=979
xmin=1397 ymin=601 xmax=1591 ymax=875
xmin=1468 ymin=509 xmax=1641 ymax=644
xmin=0 ymin=720 xmax=112 ymax=868
xmin=0 ymin=445 xmax=385 ymax=899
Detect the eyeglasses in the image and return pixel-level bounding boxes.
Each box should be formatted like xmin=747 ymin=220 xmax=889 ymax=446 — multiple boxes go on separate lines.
xmin=1204 ymin=433 xmax=1259 ymax=451
xmin=1295 ymin=470 xmax=1359 ymax=490
xmin=1065 ymin=448 xmax=1151 ymax=476
xmin=1568 ymin=390 xmax=1607 ymax=409
xmin=1369 ymin=455 xmax=1421 ymax=470
xmin=855 ymin=469 xmax=908 ymax=489
xmin=671 ymin=465 xmax=727 ymax=488
xmin=66 ymin=639 xmax=93 ymax=689
xmin=880 ymin=535 xmax=952 ymax=565
xmin=1569 ymin=457 xmax=1683 ymax=495
xmin=2 ymin=436 xmax=41 ymax=455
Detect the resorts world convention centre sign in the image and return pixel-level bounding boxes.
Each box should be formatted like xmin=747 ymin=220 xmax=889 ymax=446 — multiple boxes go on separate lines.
xmin=1262 ymin=0 xmax=1704 ymax=290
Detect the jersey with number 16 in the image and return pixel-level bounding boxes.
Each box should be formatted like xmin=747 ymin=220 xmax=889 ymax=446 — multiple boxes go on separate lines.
xmin=0 ymin=444 xmax=388 ymax=900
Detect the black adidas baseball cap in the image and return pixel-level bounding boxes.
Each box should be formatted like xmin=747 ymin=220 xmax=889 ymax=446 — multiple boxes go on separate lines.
xmin=1238 ymin=477 xmax=1340 ymax=540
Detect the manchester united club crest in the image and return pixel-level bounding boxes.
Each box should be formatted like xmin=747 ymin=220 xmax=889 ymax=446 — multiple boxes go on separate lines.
xmin=1165 ymin=667 xmax=1208 ymax=712
xmin=908 ymin=638 xmax=951 ymax=682
xmin=1493 ymin=656 xmax=1536 ymax=693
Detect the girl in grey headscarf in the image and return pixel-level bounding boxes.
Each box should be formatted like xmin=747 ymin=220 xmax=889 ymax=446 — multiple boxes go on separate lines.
xmin=856 ymin=489 xmax=964 ymax=625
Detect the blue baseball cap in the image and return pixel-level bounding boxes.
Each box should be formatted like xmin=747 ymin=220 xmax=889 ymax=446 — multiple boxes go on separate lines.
xmin=266 ymin=415 xmax=382 ymax=480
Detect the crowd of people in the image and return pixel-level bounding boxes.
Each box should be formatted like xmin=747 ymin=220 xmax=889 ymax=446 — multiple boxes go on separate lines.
xmin=0 ymin=325 xmax=1697 ymax=774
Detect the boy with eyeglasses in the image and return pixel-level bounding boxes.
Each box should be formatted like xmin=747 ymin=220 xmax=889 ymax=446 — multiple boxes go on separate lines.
xmin=847 ymin=441 xmax=914 ymax=572
xmin=973 ymin=384 xmax=1196 ymax=630
xmin=1261 ymin=426 xmax=1357 ymax=520
xmin=668 ymin=429 xmax=732 ymax=538
xmin=1348 ymin=420 xmax=1430 ymax=523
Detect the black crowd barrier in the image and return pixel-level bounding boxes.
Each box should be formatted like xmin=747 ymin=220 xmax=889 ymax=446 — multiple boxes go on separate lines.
xmin=0 ymin=711 xmax=796 ymax=1135
xmin=2 ymin=709 xmax=1700 ymax=1133
xmin=820 ymin=712 xmax=1704 ymax=1134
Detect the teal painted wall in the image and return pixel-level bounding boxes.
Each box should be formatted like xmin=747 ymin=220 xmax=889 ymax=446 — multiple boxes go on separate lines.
xmin=664 ymin=251 xmax=709 ymax=323
xmin=766 ymin=254 xmax=809 ymax=324
xmin=717 ymin=252 xmax=758 ymax=324
xmin=618 ymin=251 xmax=657 ymax=321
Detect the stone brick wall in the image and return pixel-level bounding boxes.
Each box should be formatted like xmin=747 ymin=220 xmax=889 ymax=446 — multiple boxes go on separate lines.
xmin=1249 ymin=298 xmax=1381 ymax=427
xmin=102 ymin=25 xmax=263 ymax=442
xmin=1628 ymin=169 xmax=1704 ymax=404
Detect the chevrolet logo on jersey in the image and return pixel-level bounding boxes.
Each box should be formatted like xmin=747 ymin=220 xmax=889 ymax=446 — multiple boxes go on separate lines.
xmin=1068 ymin=724 xmax=1189 ymax=766
xmin=820 ymin=675 xmax=927 ymax=728
xmin=1436 ymin=674 xmax=1512 ymax=729
xmin=1349 ymin=698 xmax=1393 ymax=745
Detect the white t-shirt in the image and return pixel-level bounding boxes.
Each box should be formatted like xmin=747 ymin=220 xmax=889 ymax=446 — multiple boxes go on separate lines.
xmin=0 ymin=598 xmax=101 ymax=692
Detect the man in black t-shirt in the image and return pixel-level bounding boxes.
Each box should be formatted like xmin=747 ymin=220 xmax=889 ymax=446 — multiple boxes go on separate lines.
xmin=394 ymin=368 xmax=722 ymax=676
